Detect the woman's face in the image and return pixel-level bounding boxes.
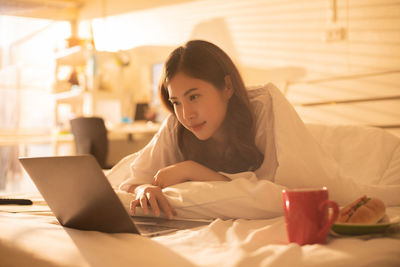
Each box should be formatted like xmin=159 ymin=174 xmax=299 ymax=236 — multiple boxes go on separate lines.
xmin=167 ymin=72 xmax=233 ymax=142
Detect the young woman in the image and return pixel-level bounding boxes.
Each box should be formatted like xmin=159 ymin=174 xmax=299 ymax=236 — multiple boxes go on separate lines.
xmin=120 ymin=40 xmax=278 ymax=219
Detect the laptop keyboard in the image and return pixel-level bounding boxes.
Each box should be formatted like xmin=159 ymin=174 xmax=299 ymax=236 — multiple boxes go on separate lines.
xmin=131 ymin=216 xmax=211 ymax=236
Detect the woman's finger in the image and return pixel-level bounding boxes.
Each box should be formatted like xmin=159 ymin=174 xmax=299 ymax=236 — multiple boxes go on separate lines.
xmin=146 ymin=192 xmax=160 ymax=217
xmin=130 ymin=199 xmax=139 ymax=215
xmin=139 ymin=194 xmax=149 ymax=214
xmin=157 ymin=193 xmax=175 ymax=219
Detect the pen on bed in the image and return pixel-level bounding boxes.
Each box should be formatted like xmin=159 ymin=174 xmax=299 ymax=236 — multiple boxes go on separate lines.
xmin=0 ymin=198 xmax=33 ymax=205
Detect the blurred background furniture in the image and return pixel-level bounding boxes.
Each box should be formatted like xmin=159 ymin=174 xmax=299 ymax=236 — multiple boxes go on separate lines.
xmin=70 ymin=117 xmax=112 ymax=169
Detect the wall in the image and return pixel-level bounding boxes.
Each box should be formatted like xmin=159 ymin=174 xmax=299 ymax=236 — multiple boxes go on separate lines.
xmin=80 ymin=0 xmax=400 ymax=135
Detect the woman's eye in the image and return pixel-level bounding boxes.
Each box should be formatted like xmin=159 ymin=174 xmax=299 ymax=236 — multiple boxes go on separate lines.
xmin=189 ymin=94 xmax=199 ymax=101
xmin=171 ymin=101 xmax=180 ymax=106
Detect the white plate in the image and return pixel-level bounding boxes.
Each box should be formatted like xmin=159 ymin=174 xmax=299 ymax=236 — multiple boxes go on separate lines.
xmin=331 ymin=214 xmax=400 ymax=235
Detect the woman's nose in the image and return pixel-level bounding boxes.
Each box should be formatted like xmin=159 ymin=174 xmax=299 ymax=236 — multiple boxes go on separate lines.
xmin=182 ymin=103 xmax=196 ymax=120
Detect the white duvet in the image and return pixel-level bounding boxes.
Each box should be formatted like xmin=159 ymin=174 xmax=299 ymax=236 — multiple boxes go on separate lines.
xmin=108 ymin=84 xmax=400 ymax=220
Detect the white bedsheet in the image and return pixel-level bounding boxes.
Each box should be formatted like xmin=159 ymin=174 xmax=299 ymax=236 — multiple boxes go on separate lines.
xmin=1 ymin=207 xmax=399 ymax=267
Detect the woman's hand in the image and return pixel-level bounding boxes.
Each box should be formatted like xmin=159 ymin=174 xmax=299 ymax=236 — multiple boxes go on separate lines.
xmin=130 ymin=184 xmax=176 ymax=219
xmin=152 ymin=160 xmax=230 ymax=188
xmin=151 ymin=162 xmax=191 ymax=188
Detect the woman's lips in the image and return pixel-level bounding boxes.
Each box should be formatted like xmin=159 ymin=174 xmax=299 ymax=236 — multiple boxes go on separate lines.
xmin=190 ymin=121 xmax=206 ymax=132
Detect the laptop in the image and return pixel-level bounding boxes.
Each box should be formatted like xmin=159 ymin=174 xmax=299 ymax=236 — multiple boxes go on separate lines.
xmin=19 ymin=155 xmax=211 ymax=237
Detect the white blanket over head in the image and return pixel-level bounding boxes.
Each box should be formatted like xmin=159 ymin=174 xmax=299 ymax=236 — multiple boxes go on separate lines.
xmin=108 ymin=84 xmax=400 ymax=220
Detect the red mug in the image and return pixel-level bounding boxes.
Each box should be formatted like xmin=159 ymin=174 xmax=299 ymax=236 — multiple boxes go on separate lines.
xmin=282 ymin=187 xmax=339 ymax=245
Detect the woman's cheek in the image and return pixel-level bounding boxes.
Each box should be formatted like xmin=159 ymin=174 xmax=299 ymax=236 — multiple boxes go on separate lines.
xmin=175 ymin=111 xmax=185 ymax=126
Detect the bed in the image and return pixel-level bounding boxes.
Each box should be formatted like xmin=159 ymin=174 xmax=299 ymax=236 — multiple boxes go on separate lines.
xmin=1 ymin=84 xmax=400 ymax=267
xmin=0 ymin=200 xmax=399 ymax=266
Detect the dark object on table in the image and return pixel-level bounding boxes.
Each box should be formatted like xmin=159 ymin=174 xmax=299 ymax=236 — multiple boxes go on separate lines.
xmin=0 ymin=198 xmax=33 ymax=205
xmin=70 ymin=117 xmax=112 ymax=169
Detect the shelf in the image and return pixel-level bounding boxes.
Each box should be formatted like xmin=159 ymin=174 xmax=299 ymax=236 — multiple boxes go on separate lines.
xmin=54 ymin=46 xmax=90 ymax=66
xmin=53 ymin=90 xmax=85 ymax=104
xmin=53 ymin=47 xmax=123 ymax=128
xmin=53 ymin=90 xmax=120 ymax=102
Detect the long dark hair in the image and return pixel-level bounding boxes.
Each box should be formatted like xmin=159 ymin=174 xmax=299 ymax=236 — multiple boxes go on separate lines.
xmin=159 ymin=40 xmax=264 ymax=173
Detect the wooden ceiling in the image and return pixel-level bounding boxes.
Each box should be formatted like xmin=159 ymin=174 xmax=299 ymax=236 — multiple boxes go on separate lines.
xmin=0 ymin=0 xmax=80 ymax=20
xmin=0 ymin=0 xmax=197 ymax=21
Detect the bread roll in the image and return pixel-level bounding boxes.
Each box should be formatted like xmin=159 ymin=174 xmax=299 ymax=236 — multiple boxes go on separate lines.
xmin=337 ymin=196 xmax=386 ymax=224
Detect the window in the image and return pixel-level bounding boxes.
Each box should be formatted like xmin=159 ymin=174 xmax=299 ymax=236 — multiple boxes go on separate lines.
xmin=0 ymin=16 xmax=70 ymax=193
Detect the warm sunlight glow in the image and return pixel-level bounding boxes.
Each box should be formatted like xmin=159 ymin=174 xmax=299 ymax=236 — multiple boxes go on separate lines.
xmin=90 ymin=7 xmax=183 ymax=51
xmin=0 ymin=16 xmax=70 ymax=49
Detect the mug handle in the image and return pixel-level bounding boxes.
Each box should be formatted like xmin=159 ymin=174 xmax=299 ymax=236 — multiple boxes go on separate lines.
xmin=318 ymin=200 xmax=339 ymax=238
